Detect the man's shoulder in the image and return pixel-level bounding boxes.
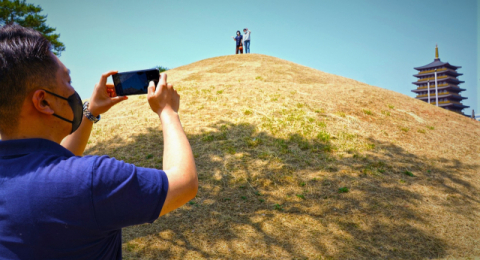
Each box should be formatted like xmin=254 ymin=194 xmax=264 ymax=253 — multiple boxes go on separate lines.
xmin=63 ymin=155 xmax=161 ymax=179
xmin=68 ymin=155 xmax=127 ymax=176
xmin=0 ymin=139 xmax=106 ymax=176
xmin=43 ymin=153 xmax=105 ymax=168
xmin=34 ymin=154 xmax=104 ymax=180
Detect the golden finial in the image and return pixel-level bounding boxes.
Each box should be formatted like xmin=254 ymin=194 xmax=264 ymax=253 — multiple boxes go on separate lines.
xmin=435 ymin=44 xmax=439 ymax=60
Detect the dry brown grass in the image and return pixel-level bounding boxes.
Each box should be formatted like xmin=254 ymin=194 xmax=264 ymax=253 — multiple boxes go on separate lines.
xmin=84 ymin=54 xmax=480 ymax=259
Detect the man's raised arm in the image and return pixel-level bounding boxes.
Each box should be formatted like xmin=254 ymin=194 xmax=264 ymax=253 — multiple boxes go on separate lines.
xmin=147 ymin=73 xmax=198 ymax=216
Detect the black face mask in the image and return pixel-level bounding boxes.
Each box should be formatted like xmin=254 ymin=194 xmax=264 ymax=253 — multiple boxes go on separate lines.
xmin=43 ymin=89 xmax=83 ymax=134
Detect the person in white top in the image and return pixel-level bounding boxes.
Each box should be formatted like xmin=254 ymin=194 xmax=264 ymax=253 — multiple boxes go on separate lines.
xmin=243 ymin=28 xmax=251 ymax=53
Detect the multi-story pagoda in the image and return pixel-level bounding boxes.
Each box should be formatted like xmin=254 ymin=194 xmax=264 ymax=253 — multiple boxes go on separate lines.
xmin=412 ymin=45 xmax=468 ymax=114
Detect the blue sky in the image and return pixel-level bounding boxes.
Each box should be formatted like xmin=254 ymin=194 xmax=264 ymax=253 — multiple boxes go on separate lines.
xmin=35 ymin=0 xmax=478 ymax=113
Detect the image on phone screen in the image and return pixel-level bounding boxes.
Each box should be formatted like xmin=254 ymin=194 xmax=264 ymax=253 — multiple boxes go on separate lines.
xmin=112 ymin=69 xmax=160 ymax=96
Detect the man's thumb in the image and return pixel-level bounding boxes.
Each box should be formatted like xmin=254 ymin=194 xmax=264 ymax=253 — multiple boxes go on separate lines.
xmin=111 ymin=96 xmax=128 ymax=106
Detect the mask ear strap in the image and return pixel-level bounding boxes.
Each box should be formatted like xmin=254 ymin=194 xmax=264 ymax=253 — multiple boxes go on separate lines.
xmin=52 ymin=113 xmax=73 ymax=124
xmin=43 ymin=89 xmax=68 ymax=100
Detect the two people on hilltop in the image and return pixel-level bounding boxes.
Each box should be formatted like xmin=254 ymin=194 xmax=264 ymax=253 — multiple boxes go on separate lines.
xmin=232 ymin=28 xmax=251 ymax=54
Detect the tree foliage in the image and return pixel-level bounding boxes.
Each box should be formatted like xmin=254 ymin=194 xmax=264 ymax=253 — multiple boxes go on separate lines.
xmin=156 ymin=66 xmax=168 ymax=73
xmin=0 ymin=0 xmax=65 ymax=55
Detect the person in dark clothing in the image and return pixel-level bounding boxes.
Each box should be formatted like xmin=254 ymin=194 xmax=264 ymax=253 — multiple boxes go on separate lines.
xmin=232 ymin=30 xmax=243 ymax=54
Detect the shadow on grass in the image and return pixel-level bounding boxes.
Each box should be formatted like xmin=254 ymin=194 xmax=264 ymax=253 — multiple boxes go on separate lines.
xmin=85 ymin=120 xmax=479 ymax=259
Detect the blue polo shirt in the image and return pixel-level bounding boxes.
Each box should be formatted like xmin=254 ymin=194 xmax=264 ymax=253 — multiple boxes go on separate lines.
xmin=0 ymin=138 xmax=169 ymax=260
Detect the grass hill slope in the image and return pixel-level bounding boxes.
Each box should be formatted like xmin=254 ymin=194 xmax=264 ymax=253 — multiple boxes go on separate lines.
xmin=85 ymin=54 xmax=480 ymax=259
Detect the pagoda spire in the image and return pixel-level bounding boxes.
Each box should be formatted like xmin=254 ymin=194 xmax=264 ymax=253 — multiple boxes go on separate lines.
xmin=435 ymin=44 xmax=439 ymax=61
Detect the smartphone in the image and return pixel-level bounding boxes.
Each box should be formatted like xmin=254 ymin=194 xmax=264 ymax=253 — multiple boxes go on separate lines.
xmin=112 ymin=69 xmax=160 ymax=96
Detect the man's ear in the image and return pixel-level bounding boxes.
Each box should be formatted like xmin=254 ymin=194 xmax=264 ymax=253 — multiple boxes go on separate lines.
xmin=32 ymin=90 xmax=55 ymax=115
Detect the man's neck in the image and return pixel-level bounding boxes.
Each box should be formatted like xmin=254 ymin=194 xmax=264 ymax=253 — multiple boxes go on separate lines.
xmin=1 ymin=132 xmax=60 ymax=143
xmin=1 ymin=118 xmax=64 ymax=143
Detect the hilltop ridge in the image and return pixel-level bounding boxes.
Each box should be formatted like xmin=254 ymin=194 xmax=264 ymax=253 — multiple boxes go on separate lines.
xmin=165 ymin=54 xmax=478 ymax=161
xmin=86 ymin=54 xmax=480 ymax=259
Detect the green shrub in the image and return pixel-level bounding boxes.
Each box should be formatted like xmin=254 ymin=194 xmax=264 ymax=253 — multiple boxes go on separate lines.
xmin=363 ymin=109 xmax=373 ymax=115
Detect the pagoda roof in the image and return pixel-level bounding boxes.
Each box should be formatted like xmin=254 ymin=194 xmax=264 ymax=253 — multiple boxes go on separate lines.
xmin=416 ymin=94 xmax=467 ymax=100
xmin=413 ymin=70 xmax=463 ymax=77
xmin=441 ymin=78 xmax=464 ymax=84
xmin=412 ymin=77 xmax=464 ymax=85
xmin=439 ymin=103 xmax=469 ymax=109
xmin=411 ymin=85 xmax=466 ymax=93
xmin=414 ymin=59 xmax=461 ymax=70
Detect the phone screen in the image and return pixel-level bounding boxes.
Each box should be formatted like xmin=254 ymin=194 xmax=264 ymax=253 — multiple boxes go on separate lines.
xmin=112 ymin=69 xmax=159 ymax=96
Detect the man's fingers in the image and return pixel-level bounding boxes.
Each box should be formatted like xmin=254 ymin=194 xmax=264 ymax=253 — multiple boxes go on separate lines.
xmin=100 ymin=70 xmax=118 ymax=85
xmin=105 ymin=83 xmax=117 ymax=97
xmin=148 ymin=81 xmax=156 ymax=96
xmin=107 ymin=88 xmax=116 ymax=97
xmin=159 ymin=73 xmax=167 ymax=87
xmin=155 ymin=73 xmax=167 ymax=94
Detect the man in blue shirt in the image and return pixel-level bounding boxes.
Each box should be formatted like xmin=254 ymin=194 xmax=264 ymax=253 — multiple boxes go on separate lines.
xmin=0 ymin=25 xmax=198 ymax=259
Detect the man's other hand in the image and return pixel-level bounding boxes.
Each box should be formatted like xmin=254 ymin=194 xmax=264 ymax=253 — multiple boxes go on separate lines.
xmin=147 ymin=73 xmax=180 ymax=116
xmin=148 ymin=73 xmax=197 ymax=217
xmin=88 ymin=71 xmax=128 ymax=116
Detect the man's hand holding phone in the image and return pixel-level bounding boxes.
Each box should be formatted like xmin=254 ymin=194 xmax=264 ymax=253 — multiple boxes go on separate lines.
xmin=61 ymin=71 xmax=128 ymax=156
xmin=147 ymin=73 xmax=180 ymax=118
xmin=88 ymin=71 xmax=128 ymax=116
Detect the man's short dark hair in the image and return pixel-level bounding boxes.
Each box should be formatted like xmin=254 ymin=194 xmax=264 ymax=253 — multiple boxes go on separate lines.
xmin=0 ymin=24 xmax=58 ymax=135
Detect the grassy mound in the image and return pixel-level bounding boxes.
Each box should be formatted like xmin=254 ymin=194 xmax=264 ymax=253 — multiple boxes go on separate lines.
xmin=85 ymin=54 xmax=480 ymax=259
